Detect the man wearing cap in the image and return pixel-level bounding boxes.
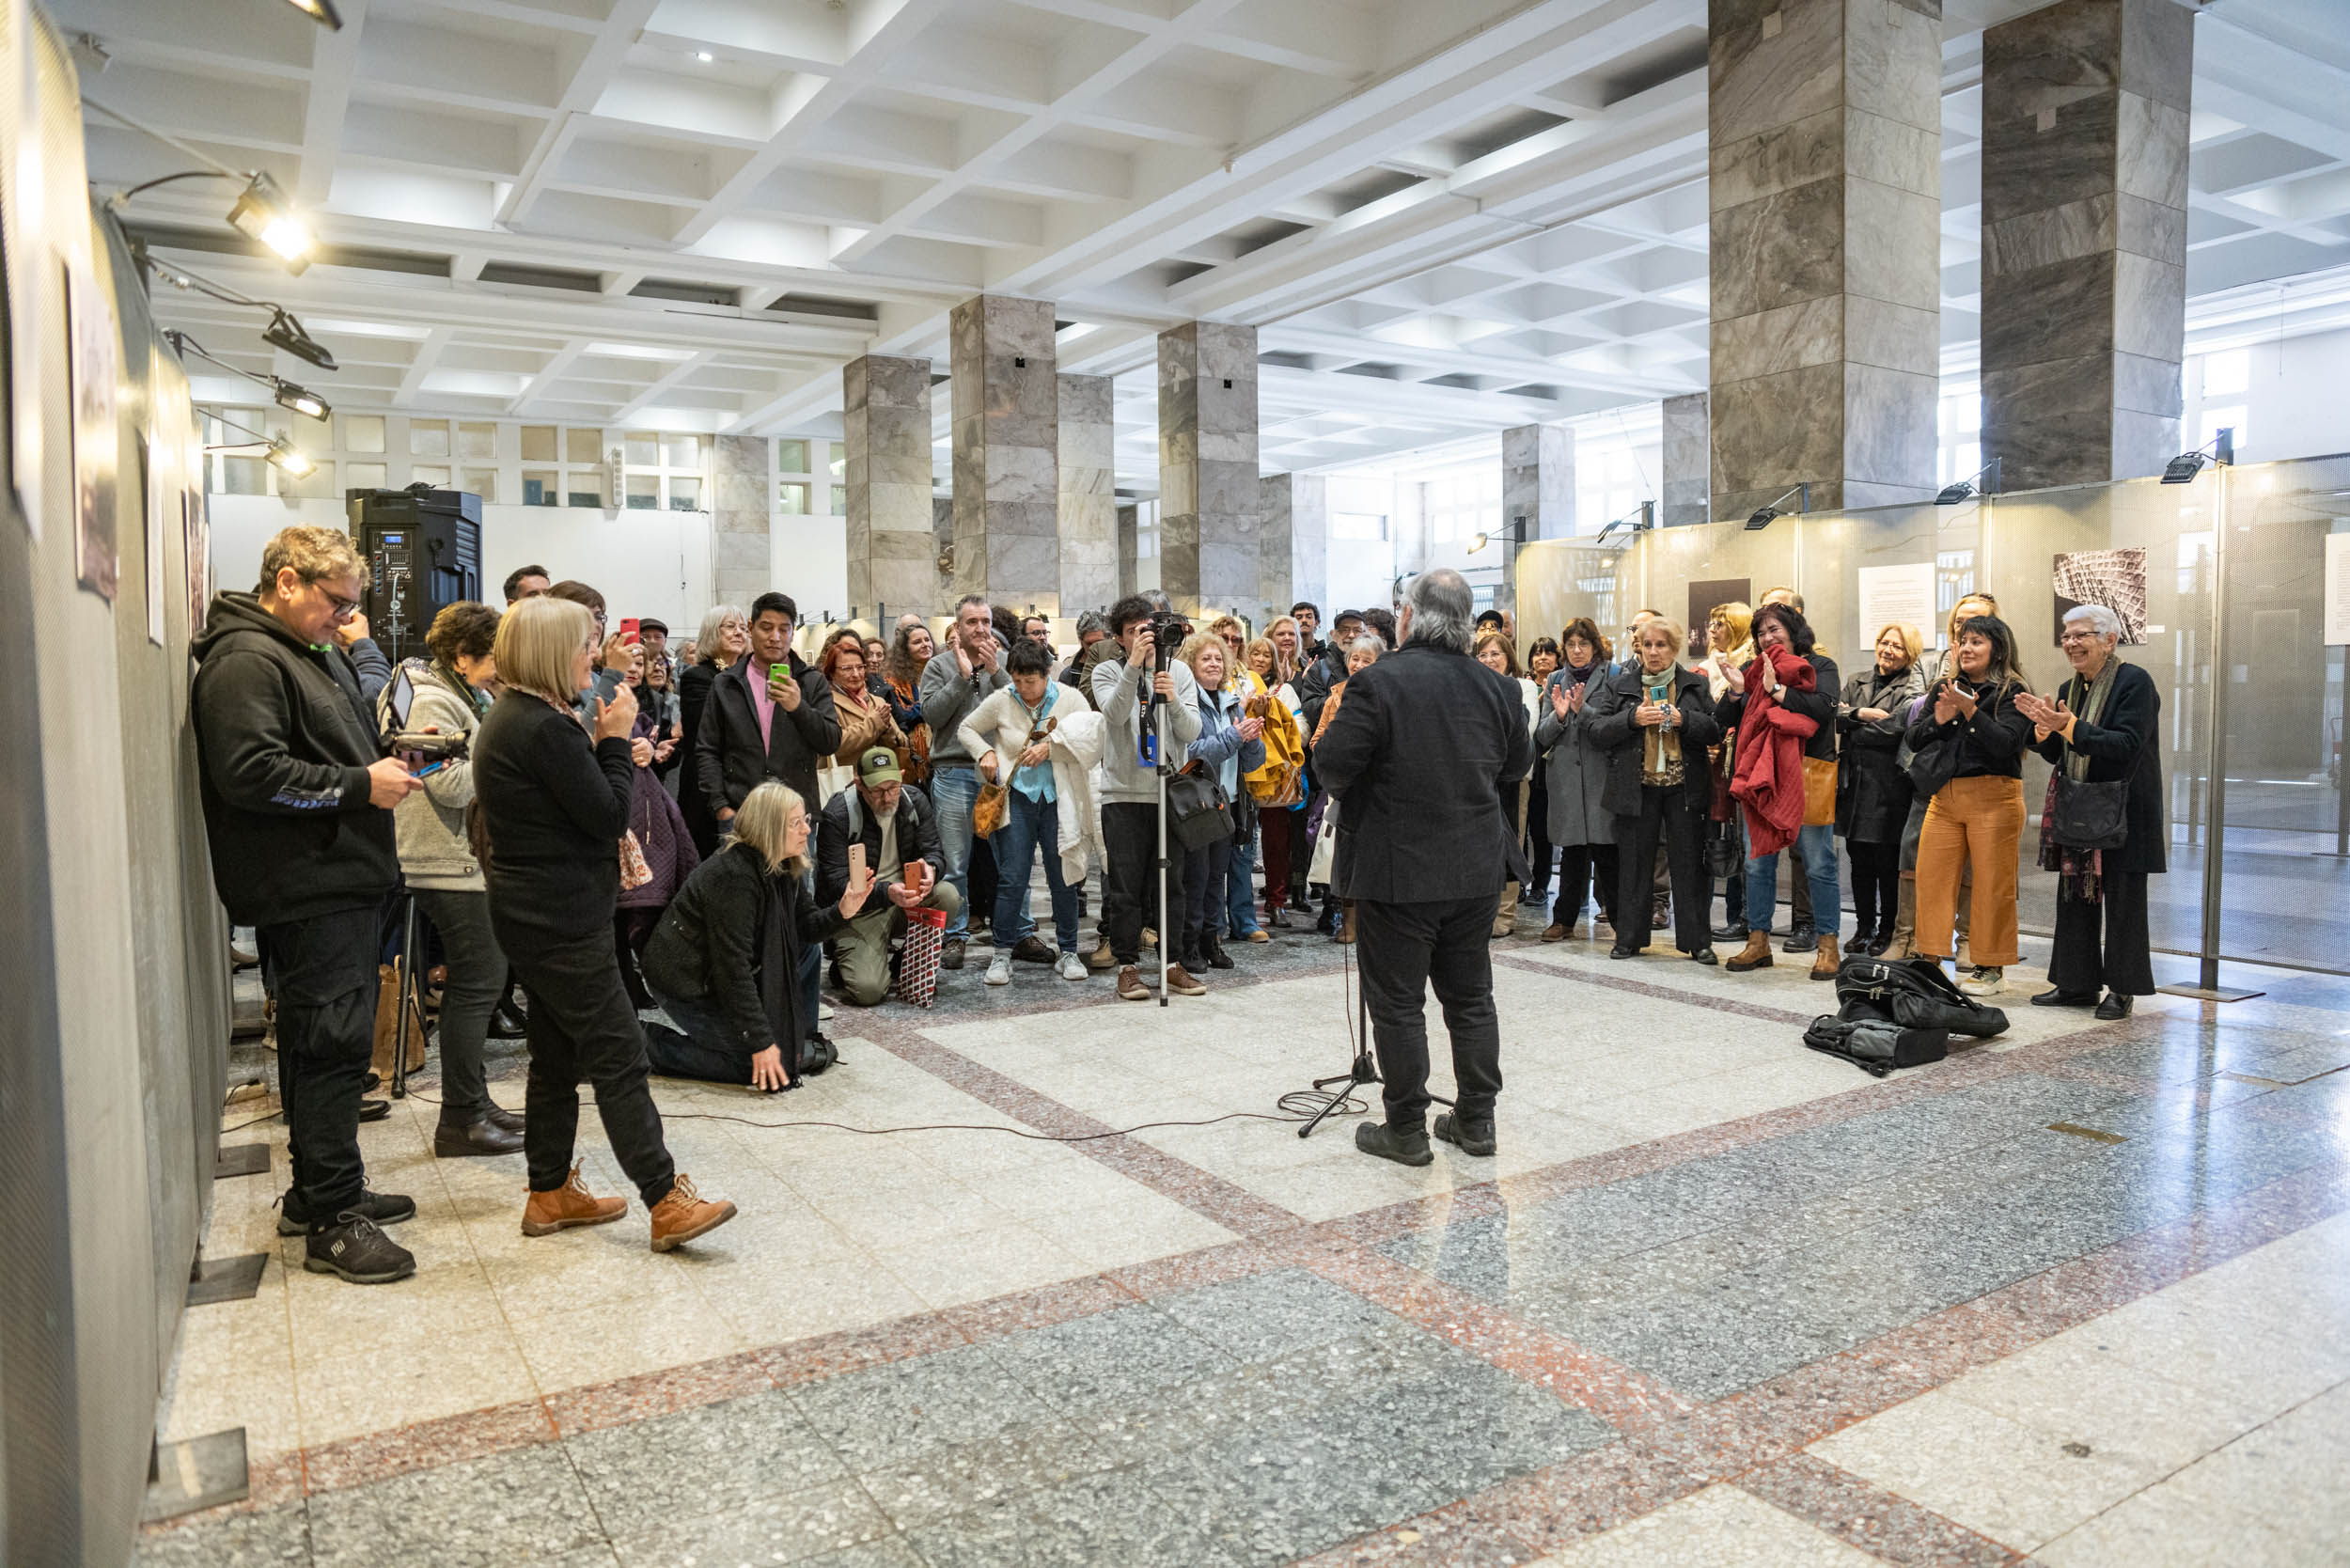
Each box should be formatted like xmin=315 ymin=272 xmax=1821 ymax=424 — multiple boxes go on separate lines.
xmin=815 ymin=746 xmax=960 ymax=1005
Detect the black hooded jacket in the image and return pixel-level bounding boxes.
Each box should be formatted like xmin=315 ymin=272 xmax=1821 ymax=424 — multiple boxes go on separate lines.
xmin=189 ymin=591 xmax=399 ymax=924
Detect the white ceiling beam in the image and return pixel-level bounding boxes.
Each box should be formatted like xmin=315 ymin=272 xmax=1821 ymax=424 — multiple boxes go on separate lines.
xmin=394 ymin=326 xmax=457 ymax=404
xmin=295 ymin=0 xmax=366 ymax=204
xmin=497 ymin=0 xmax=666 ymax=228
xmin=613 ymin=350 xmax=725 ymax=421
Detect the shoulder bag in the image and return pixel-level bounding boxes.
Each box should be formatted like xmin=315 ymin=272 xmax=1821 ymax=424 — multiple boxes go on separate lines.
xmin=1167 ymin=765 xmax=1235 ymax=852
xmin=2047 ymin=685 xmax=2138 ymax=852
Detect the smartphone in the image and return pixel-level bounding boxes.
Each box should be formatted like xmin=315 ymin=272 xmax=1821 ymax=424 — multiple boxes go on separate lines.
xmin=766 ymin=663 xmax=790 ymax=699
xmin=414 ymin=759 xmax=450 ymax=778
xmin=847 ymin=842 xmax=869 ymax=893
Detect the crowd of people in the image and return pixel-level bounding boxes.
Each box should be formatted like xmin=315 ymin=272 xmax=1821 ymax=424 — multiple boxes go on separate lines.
xmin=192 ymin=523 xmax=2162 ymax=1286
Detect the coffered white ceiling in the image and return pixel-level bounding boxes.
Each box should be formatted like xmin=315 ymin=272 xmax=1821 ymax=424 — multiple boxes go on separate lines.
xmin=53 ymin=0 xmax=2350 ymax=484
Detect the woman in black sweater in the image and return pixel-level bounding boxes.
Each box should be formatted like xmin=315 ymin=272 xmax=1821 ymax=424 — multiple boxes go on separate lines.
xmin=1904 ymin=614 xmax=2034 ymax=997
xmin=641 ymin=781 xmax=869 ymax=1088
xmin=473 ymin=596 xmax=737 ymax=1252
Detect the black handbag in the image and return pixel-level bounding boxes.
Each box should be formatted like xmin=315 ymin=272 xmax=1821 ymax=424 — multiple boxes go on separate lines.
xmin=1166 ymin=768 xmax=1235 ymax=851
xmin=2047 ymin=710 xmax=2140 ymax=851
xmin=1704 ymin=817 xmax=1743 ymax=878
xmin=1906 ymin=735 xmax=1957 ymax=802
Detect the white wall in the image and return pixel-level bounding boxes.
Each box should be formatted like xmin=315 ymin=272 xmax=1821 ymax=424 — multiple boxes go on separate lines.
xmin=207 ymin=495 xmax=716 ymax=629
xmin=771 ymin=512 xmax=850 ymax=620
xmin=2186 ymin=327 xmax=2350 ymax=467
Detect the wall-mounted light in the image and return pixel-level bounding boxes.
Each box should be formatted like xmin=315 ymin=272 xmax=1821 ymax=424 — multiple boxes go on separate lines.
xmin=144 ymin=253 xmax=341 ymax=372
xmin=262 ymin=307 xmax=337 ymax=370
xmin=163 ymin=329 xmax=333 ymax=420
xmin=2161 ymin=429 xmax=2234 ymax=484
xmin=88 ymin=99 xmax=319 ymax=272
xmin=206 ymin=409 xmax=316 ymax=478
xmin=1595 ymin=500 xmax=1655 ymax=542
xmin=1935 ymin=458 xmax=2001 ymax=505
xmin=281 ymin=0 xmax=344 ymax=27
xmin=1745 ymin=483 xmax=1809 ymax=531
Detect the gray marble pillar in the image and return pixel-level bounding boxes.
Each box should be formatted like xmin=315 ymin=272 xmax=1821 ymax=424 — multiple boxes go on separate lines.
xmin=843 ymin=354 xmax=935 ymax=619
xmin=1661 ymin=393 xmax=1710 ymax=525
xmin=1258 ymin=473 xmax=1327 ymax=622
xmin=1980 ymin=0 xmax=2191 ymax=490
xmin=1708 ymin=0 xmax=1943 ymax=519
xmin=1057 ymin=373 xmax=1117 ymax=614
xmin=1502 ymin=424 xmax=1574 ymax=538
xmin=1158 ymin=321 xmax=1261 ymax=619
xmin=950 ymin=295 xmax=1058 ymax=613
xmin=712 ymin=434 xmax=771 ymax=609
xmin=1116 ymin=504 xmax=1139 ymax=599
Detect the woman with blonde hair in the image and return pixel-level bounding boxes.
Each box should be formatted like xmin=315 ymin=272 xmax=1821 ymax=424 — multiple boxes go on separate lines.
xmin=472 ymin=595 xmax=738 ymax=1250
xmin=1587 ymin=617 xmax=1722 ymax=962
xmin=640 ymin=781 xmax=871 ymax=1088
xmin=1836 ymin=621 xmax=1925 ymax=954
xmin=1695 ymin=602 xmax=1754 ymax=698
xmin=1175 ymin=630 xmax=1266 ymax=972
xmin=1242 ymin=636 xmax=1308 ymax=928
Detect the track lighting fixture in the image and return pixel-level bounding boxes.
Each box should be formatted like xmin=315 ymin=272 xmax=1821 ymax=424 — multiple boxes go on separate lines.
xmin=262 ymin=307 xmax=337 ymax=370
xmin=2161 ymin=429 xmax=2234 ymax=484
xmin=1935 ymin=458 xmax=2001 ymax=506
xmin=281 ymin=0 xmax=344 ymax=27
xmin=1745 ymin=483 xmax=1810 ymax=531
xmin=206 ymin=411 xmax=317 ymax=478
xmin=162 ymin=330 xmax=334 ymax=420
xmin=144 ymin=256 xmax=342 ymax=373
xmin=86 ymin=98 xmax=318 ymax=272
xmin=1595 ymin=500 xmax=1655 ymax=541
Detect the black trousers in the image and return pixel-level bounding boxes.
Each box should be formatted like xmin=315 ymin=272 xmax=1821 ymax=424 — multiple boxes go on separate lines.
xmin=507 ymin=928 xmax=679 ymax=1205
xmin=1357 ymin=895 xmax=1504 ymax=1132
xmin=258 ymin=907 xmax=379 ymax=1222
xmin=1612 ymin=789 xmax=1712 ymax=954
xmin=1557 ymin=843 xmax=1620 ymax=923
xmin=1102 ymin=800 xmax=1188 ymax=967
xmin=2049 ymin=870 xmax=2154 ymax=997
xmin=1848 ymin=839 xmax=1901 ymax=937
xmin=1525 ymin=783 xmax=1553 ymax=898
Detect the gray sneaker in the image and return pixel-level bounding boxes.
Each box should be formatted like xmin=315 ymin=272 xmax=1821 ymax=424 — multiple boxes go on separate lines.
xmin=984 ymin=951 xmax=1011 ymax=986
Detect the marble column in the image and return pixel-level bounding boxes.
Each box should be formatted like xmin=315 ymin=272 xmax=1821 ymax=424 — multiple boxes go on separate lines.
xmin=1259 ymin=473 xmax=1327 ymax=622
xmin=1708 ymin=0 xmax=1943 ymax=519
xmin=1116 ymin=504 xmax=1139 ymax=599
xmin=712 ymin=434 xmax=771 ymax=608
xmin=1980 ymin=0 xmax=2191 ymax=490
xmin=950 ymin=295 xmax=1058 ymax=613
xmin=1158 ymin=321 xmax=1260 ymax=619
xmin=1502 ymin=424 xmax=1574 ymax=538
xmin=1661 ymin=393 xmax=1711 ymax=525
xmin=842 ymin=354 xmax=935 ymax=618
xmin=1057 ymin=373 xmax=1118 ymax=613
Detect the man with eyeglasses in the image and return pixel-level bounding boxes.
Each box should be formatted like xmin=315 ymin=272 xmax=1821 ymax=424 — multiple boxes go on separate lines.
xmin=192 ymin=525 xmax=425 ymax=1285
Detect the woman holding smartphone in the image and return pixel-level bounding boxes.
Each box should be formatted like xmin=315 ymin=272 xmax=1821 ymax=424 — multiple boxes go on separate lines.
xmin=641 ymin=782 xmax=870 ymax=1087
xmin=473 ymin=595 xmax=739 ymax=1252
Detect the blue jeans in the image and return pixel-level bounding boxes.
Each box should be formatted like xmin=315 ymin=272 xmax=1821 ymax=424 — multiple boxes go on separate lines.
xmin=992 ymin=787 xmax=1079 ymax=951
xmin=1746 ymin=821 xmax=1839 ymax=938
xmin=930 ymin=764 xmax=979 ymax=940
xmin=1225 ymin=827 xmax=1261 ymax=936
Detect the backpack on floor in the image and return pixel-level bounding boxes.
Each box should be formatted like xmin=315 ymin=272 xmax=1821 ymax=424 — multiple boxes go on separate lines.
xmin=1833 ymin=955 xmax=2009 ymax=1038
xmin=1803 ymin=1013 xmax=1949 ymax=1077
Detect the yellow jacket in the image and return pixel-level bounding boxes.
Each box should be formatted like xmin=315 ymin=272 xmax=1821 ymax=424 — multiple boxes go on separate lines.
xmin=1239 ymin=668 xmax=1306 ymax=803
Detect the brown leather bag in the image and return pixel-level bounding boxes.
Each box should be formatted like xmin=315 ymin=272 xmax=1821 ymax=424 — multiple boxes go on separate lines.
xmin=370 ymin=962 xmax=427 ymax=1078
xmin=972 ymin=780 xmax=1009 ymax=839
xmin=1802 ymin=756 xmax=1839 ymax=827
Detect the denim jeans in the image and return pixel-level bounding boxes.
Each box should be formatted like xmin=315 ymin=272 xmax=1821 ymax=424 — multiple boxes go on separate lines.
xmin=992 ymin=787 xmax=1079 ymax=951
xmin=1746 ymin=820 xmax=1840 ymax=939
xmin=930 ymin=764 xmax=979 ymax=939
xmin=1224 ymin=827 xmax=1261 ymax=935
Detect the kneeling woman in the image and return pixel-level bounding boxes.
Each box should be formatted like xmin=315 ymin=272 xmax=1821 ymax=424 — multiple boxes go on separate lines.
xmin=641 ymin=782 xmax=871 ymax=1088
xmin=1587 ymin=617 xmax=1722 ymax=962
xmin=473 ymin=596 xmax=738 ymax=1251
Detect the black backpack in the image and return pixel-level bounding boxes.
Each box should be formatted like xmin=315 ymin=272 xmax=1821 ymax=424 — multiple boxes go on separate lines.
xmin=1833 ymin=955 xmax=2010 ymax=1038
xmin=1803 ymin=1013 xmax=1948 ymax=1077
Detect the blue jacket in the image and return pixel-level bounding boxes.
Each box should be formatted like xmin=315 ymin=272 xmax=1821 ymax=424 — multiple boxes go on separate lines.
xmin=1189 ymin=683 xmax=1266 ymax=797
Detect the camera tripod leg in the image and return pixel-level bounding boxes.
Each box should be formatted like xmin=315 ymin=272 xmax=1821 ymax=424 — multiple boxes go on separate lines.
xmin=391 ymin=891 xmax=419 ymax=1099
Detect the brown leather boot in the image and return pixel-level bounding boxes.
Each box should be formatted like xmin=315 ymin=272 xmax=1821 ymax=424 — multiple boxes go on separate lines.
xmin=1165 ymin=964 xmax=1207 ymax=997
xmin=1878 ymin=879 xmax=1916 ymax=961
xmin=1810 ymin=932 xmax=1841 ymax=981
xmin=521 ymin=1162 xmax=628 ymax=1236
xmin=1541 ymin=919 xmax=1573 ymax=943
xmin=649 ymin=1173 xmax=737 ymax=1252
xmin=1723 ymin=930 xmax=1774 ymax=972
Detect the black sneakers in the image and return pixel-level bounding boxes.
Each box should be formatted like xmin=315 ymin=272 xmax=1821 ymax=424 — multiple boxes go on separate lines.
xmin=304 ymin=1214 xmax=416 ymax=1284
xmin=278 ymin=1186 xmax=417 ymax=1236
xmin=1355 ymin=1122 xmax=1434 ymax=1167
xmin=940 ymin=938 xmax=966 ymax=971
xmin=1433 ymin=1112 xmax=1496 ymax=1157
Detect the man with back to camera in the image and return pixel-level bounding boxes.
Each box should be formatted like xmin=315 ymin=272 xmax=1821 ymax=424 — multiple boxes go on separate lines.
xmin=816 ymin=747 xmax=961 ymax=1004
xmin=503 ymin=563 xmax=550 ymax=605
xmin=918 ymin=594 xmax=1011 ymax=970
xmin=1092 ymin=593 xmax=1205 ymax=1000
xmin=1314 ymin=568 xmax=1532 ymax=1167
xmin=191 ymin=525 xmax=425 ymax=1284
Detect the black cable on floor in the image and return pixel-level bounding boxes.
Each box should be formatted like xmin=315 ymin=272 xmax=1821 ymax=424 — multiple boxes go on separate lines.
xmin=1272 ymin=939 xmax=1373 ymax=1124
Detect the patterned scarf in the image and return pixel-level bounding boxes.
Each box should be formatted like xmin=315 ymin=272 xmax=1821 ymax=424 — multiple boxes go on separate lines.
xmin=2035 ymin=661 xmax=2120 ymax=902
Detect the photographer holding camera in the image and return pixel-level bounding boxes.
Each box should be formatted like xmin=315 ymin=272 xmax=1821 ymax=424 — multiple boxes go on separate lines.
xmin=1093 ymin=594 xmax=1203 ymax=1001
xmin=193 ymin=525 xmax=424 ymax=1284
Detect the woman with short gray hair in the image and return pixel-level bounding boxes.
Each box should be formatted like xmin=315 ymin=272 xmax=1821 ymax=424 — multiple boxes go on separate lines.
xmin=2016 ymin=604 xmax=2163 ymax=1019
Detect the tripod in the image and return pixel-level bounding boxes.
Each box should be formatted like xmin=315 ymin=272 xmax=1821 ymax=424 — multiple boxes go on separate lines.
xmin=387 ymin=887 xmax=429 ymax=1098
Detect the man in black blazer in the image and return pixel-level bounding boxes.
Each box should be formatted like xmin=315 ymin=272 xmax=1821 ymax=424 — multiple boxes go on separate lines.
xmin=693 ymin=590 xmax=842 ymax=829
xmin=1314 ymin=569 xmax=1532 ymax=1167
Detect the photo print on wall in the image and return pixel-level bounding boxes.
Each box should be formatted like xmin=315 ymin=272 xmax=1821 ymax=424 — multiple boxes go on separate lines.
xmin=2052 ymin=548 xmax=2148 ymax=645
xmin=65 ymin=259 xmax=117 ymax=601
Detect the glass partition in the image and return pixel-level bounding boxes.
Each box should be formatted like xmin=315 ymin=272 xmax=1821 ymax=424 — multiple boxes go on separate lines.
xmin=1511 ymin=453 xmax=2350 ymax=980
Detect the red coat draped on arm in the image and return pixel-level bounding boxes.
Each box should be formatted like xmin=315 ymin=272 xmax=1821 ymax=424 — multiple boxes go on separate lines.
xmin=1729 ymin=645 xmax=1820 ymax=856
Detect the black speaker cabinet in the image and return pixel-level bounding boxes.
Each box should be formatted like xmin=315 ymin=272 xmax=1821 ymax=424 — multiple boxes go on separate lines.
xmin=347 ymin=486 xmax=482 ymax=664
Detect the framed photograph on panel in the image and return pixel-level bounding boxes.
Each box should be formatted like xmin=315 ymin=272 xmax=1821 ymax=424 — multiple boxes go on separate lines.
xmin=141 ymin=422 xmax=164 ymax=644
xmin=3 ymin=0 xmax=36 ymax=538
xmin=184 ymin=489 xmax=209 ymax=633
xmin=2051 ymin=548 xmax=2148 ymax=646
xmin=65 ymin=259 xmax=118 ymax=600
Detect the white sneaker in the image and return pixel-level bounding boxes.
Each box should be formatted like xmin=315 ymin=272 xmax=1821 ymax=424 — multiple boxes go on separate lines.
xmin=819 ymin=999 xmax=836 ymax=1021
xmin=1959 ymin=965 xmax=2004 ymax=996
xmin=1056 ymin=951 xmax=1086 ymax=981
xmin=985 ymin=952 xmax=1012 ymax=986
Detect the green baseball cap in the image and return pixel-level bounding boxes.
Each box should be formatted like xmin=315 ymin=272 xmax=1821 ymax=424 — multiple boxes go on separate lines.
xmin=856 ymin=746 xmax=902 ymax=786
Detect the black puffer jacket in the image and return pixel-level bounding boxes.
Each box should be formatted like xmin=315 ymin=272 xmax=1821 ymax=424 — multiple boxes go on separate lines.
xmin=189 ymin=591 xmax=398 ymax=924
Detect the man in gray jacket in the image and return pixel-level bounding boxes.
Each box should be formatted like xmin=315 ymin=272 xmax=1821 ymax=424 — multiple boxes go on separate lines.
xmin=917 ymin=594 xmax=1010 ymax=969
xmin=1092 ymin=594 xmax=1202 ymax=1000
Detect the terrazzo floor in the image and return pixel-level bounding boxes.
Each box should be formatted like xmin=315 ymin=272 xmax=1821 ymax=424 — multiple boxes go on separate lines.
xmin=139 ymin=893 xmax=2350 ymax=1567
